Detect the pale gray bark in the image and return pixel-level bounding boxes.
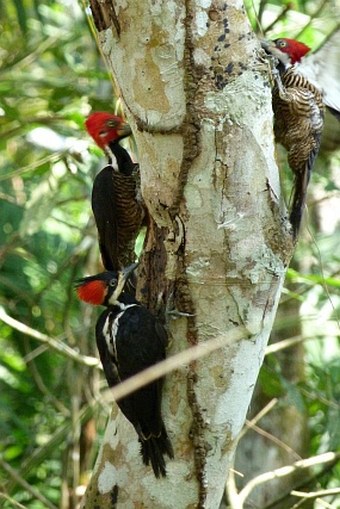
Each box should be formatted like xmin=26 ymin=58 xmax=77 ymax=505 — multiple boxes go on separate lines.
xmin=82 ymin=1 xmax=295 ymax=507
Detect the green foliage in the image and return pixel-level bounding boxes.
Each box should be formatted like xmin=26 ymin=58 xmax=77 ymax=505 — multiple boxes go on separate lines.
xmin=245 ymin=0 xmax=339 ymax=44
xmin=0 ymin=1 xmax=112 ymax=506
xmin=243 ymin=2 xmax=340 ymax=502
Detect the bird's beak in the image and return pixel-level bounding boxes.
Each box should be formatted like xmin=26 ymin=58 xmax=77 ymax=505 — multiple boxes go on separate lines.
xmin=110 ymin=262 xmax=139 ymax=303
xmin=260 ymin=39 xmax=279 ymax=56
xmin=121 ymin=262 xmax=139 ymax=282
xmin=260 ymin=39 xmax=290 ymax=65
xmin=117 ymin=122 xmax=132 ymax=138
xmin=260 ymin=39 xmax=272 ymax=51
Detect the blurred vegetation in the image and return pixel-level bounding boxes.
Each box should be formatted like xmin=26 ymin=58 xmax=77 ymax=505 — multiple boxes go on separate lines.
xmin=0 ymin=0 xmax=339 ymax=508
xmin=0 ymin=1 xmax=116 ymax=507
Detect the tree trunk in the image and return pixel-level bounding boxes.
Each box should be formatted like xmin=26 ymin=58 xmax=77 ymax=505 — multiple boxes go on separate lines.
xmin=82 ymin=1 xmax=295 ymax=507
xmin=235 ymin=294 xmax=311 ymax=509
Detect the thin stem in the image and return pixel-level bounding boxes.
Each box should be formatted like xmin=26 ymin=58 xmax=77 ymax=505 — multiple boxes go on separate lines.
xmin=238 ymin=452 xmax=340 ymax=506
xmin=0 ymin=458 xmax=58 ymax=509
xmin=0 ymin=306 xmax=100 ymax=368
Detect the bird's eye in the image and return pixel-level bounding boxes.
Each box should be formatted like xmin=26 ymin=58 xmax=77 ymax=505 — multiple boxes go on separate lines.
xmin=107 ymin=119 xmax=118 ymax=128
xmin=109 ymin=278 xmax=117 ymax=287
xmin=277 ymin=40 xmax=287 ymax=48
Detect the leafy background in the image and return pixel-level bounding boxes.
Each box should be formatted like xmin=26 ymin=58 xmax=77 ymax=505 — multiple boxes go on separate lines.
xmin=0 ymin=1 xmax=339 ymax=508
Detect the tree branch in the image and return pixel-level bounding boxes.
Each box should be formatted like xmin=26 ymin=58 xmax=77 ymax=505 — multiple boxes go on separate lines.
xmin=0 ymin=457 xmax=58 ymax=509
xmin=291 ymin=487 xmax=340 ymax=500
xmin=110 ymin=325 xmax=250 ymax=401
xmin=0 ymin=492 xmax=27 ymax=509
xmin=235 ymin=452 xmax=340 ymax=508
xmin=0 ymin=307 xmax=100 ymax=368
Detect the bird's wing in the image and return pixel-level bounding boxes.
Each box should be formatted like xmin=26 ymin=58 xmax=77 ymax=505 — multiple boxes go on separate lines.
xmin=91 ymin=166 xmax=120 ymax=271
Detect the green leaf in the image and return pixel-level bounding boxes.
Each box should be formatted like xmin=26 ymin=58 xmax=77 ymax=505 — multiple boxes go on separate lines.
xmin=12 ymin=0 xmax=28 ymax=35
xmin=4 ymin=444 xmax=24 ymax=460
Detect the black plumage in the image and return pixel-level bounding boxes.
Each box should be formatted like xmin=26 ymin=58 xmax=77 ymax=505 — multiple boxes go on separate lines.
xmin=76 ymin=268 xmax=173 ymax=477
xmin=91 ymin=142 xmax=144 ymax=271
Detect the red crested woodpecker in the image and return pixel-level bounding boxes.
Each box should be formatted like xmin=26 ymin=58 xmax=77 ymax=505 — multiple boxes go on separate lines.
xmin=85 ymin=112 xmax=145 ymax=272
xmin=262 ymin=38 xmax=326 ymax=238
xmin=265 ymin=36 xmax=340 ymax=119
xmin=75 ymin=263 xmax=174 ymax=478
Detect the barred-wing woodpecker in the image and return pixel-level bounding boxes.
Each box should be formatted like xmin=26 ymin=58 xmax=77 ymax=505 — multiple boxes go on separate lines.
xmin=85 ymin=112 xmax=144 ymax=271
xmin=264 ymin=36 xmax=340 ymax=118
xmin=261 ymin=39 xmax=325 ymax=238
xmin=75 ymin=264 xmax=173 ymax=478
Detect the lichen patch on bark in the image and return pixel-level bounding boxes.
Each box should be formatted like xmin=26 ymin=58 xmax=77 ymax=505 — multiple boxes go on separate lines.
xmin=98 ymin=461 xmax=117 ymax=494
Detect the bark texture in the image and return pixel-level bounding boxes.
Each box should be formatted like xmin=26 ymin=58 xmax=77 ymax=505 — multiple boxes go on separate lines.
xmin=235 ymin=295 xmax=311 ymax=509
xmin=83 ymin=1 xmax=295 ymax=507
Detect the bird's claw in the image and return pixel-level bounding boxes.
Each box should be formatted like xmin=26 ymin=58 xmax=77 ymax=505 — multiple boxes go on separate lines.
xmin=167 ymin=309 xmax=195 ymax=319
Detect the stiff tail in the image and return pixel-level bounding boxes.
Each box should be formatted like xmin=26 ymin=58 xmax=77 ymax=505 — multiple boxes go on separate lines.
xmin=289 ymin=171 xmax=308 ymax=238
xmin=140 ymin=425 xmax=174 ymax=478
xmin=289 ymin=143 xmax=320 ymax=238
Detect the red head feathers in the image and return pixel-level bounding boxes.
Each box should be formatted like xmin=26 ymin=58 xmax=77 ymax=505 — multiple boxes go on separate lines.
xmin=273 ymin=38 xmax=311 ymax=64
xmin=75 ymin=266 xmax=137 ymax=306
xmin=85 ymin=112 xmax=132 ymax=149
xmin=75 ymin=274 xmax=111 ymax=305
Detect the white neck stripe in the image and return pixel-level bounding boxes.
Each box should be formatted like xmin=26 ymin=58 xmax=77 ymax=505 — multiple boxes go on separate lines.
xmin=102 ymin=304 xmax=139 ymax=359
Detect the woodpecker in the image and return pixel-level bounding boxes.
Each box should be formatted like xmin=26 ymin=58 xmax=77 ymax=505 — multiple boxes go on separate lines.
xmin=85 ymin=112 xmax=145 ymax=272
xmin=75 ymin=263 xmax=174 ymax=478
xmin=264 ymin=36 xmax=340 ymax=119
xmin=261 ymin=38 xmax=325 ymax=238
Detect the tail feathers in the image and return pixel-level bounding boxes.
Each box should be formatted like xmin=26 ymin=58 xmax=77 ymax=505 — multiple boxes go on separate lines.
xmin=140 ymin=425 xmax=174 ymax=478
xmin=289 ymin=144 xmax=319 ymax=238
xmin=289 ymin=172 xmax=307 ymax=238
